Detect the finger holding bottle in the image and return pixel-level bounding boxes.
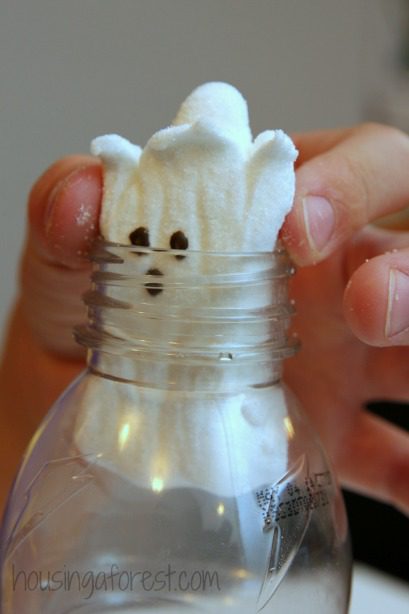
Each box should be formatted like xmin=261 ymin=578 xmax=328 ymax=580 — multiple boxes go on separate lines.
xmin=282 ymin=123 xmax=409 ymax=352
xmin=20 ymin=155 xmax=102 ymax=357
xmin=282 ymin=123 xmax=409 ymax=265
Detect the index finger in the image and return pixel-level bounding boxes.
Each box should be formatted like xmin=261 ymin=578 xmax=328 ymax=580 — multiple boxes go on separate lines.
xmin=282 ymin=123 xmax=409 ymax=265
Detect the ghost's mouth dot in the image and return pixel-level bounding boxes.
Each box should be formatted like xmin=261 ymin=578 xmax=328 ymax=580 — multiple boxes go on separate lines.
xmin=145 ymin=268 xmax=164 ymax=296
xmin=170 ymin=230 xmax=189 ymax=259
xmin=129 ymin=226 xmax=150 ymax=256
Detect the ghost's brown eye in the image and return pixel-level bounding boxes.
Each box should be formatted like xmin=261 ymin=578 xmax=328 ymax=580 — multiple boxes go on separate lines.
xmin=170 ymin=230 xmax=188 ymax=260
xmin=144 ymin=268 xmax=163 ymax=296
xmin=129 ymin=226 xmax=150 ymax=255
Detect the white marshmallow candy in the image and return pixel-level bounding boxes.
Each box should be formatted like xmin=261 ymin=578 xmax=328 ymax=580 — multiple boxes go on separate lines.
xmin=74 ymin=82 xmax=298 ymax=498
xmin=91 ymin=81 xmax=297 ymax=252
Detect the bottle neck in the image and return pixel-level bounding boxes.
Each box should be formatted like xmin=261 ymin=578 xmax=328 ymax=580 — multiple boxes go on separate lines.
xmin=75 ymin=242 xmax=297 ymax=391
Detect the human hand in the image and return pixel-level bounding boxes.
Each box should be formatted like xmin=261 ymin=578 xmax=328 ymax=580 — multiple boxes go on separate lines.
xmin=281 ymin=123 xmax=409 ymax=515
xmin=0 ymin=124 xmax=408 ymax=516
xmin=0 ymin=155 xmax=102 ymax=505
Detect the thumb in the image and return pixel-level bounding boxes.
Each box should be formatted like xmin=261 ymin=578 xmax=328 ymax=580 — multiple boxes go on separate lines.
xmin=20 ymin=155 xmax=102 ymax=358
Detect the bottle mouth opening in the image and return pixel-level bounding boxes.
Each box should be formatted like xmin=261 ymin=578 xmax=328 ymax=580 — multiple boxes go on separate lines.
xmin=89 ymin=238 xmax=295 ymax=281
xmin=90 ymin=238 xmax=294 ymax=274
xmin=91 ymin=237 xmax=291 ymax=258
xmin=75 ymin=238 xmax=298 ymax=365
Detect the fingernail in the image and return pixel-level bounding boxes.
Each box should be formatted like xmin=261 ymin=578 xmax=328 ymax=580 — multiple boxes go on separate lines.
xmin=302 ymin=195 xmax=335 ymax=253
xmin=386 ymin=269 xmax=409 ymax=338
xmin=44 ymin=166 xmax=84 ymax=233
xmin=44 ymin=179 xmax=64 ymax=234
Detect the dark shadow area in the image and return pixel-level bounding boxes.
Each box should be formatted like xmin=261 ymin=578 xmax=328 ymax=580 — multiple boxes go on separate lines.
xmin=343 ymin=401 xmax=408 ymax=583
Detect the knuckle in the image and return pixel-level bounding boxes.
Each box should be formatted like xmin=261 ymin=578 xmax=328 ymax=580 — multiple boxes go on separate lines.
xmin=328 ymin=122 xmax=409 ymax=232
xmin=353 ymin=121 xmax=386 ymax=137
xmin=328 ymin=152 xmax=370 ymax=230
xmin=355 ymin=122 xmax=409 ymax=153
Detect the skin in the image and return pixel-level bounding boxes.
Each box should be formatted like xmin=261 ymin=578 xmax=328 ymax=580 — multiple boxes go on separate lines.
xmin=0 ymin=123 xmax=408 ymax=517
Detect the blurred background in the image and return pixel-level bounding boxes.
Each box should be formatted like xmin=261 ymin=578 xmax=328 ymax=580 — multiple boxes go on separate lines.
xmin=0 ymin=0 xmax=408 ymax=592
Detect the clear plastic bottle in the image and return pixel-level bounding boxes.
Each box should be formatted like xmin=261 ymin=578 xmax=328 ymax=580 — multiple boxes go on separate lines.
xmin=0 ymin=243 xmax=351 ymax=613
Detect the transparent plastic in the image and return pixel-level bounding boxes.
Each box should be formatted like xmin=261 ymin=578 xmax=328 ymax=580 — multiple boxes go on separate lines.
xmin=0 ymin=243 xmax=351 ymax=613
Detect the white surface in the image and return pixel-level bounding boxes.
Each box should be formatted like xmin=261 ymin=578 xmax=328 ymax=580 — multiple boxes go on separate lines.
xmin=350 ymin=563 xmax=409 ymax=613
xmin=94 ymin=82 xmax=297 ymax=250
xmin=0 ymin=0 xmax=403 ymax=341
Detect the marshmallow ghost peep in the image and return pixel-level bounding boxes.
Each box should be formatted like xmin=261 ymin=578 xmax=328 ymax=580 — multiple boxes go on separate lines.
xmin=91 ymin=82 xmax=298 ymax=253
xmin=73 ymin=83 xmax=297 ymax=497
